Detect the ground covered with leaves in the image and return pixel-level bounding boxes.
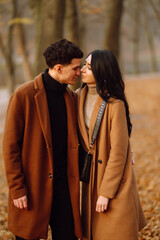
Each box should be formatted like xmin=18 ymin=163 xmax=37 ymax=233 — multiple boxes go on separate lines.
xmin=0 ymin=74 xmax=160 ymax=240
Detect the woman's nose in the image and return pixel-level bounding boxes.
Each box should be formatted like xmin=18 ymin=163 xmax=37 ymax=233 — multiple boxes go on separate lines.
xmin=81 ymin=66 xmax=85 ymax=72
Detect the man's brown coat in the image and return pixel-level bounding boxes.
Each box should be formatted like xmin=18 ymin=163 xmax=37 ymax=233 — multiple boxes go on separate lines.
xmin=3 ymin=74 xmax=82 ymax=239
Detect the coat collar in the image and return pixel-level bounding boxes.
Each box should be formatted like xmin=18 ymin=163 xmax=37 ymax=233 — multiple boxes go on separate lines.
xmin=34 ymin=72 xmax=45 ymax=92
xmin=78 ymin=85 xmax=103 ymax=151
xmin=33 ymin=73 xmax=77 ymax=166
xmin=33 ymin=72 xmax=72 ymax=96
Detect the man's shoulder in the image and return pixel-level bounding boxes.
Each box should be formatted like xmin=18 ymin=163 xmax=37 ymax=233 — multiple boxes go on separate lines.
xmin=14 ymin=72 xmax=43 ymax=96
xmin=15 ymin=80 xmax=35 ymax=95
xmin=10 ymin=80 xmax=36 ymax=105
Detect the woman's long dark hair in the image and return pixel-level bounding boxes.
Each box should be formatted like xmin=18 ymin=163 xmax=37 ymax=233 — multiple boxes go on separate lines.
xmin=88 ymin=49 xmax=132 ymax=137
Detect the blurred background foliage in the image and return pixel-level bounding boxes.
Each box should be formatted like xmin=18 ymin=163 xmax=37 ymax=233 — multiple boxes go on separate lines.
xmin=0 ymin=0 xmax=160 ymax=93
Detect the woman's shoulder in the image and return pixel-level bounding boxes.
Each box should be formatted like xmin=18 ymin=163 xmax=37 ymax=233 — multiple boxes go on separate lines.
xmin=108 ymin=98 xmax=126 ymax=116
xmin=109 ymin=97 xmax=124 ymax=106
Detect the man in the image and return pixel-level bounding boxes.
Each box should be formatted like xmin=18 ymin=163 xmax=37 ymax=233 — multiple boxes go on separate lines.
xmin=3 ymin=39 xmax=83 ymax=240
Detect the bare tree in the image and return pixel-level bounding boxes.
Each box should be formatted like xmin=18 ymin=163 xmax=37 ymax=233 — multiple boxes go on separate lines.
xmin=64 ymin=0 xmax=80 ymax=45
xmin=0 ymin=0 xmax=16 ymax=93
xmin=142 ymin=0 xmax=158 ymax=72
xmin=64 ymin=0 xmax=83 ymax=90
xmin=103 ymin=0 xmax=124 ymax=59
xmin=29 ymin=0 xmax=66 ymax=75
xmin=133 ymin=0 xmax=140 ymax=74
xmin=0 ymin=0 xmax=34 ymax=92
xmin=13 ymin=0 xmax=33 ymax=82
xmin=148 ymin=0 xmax=160 ymax=23
xmin=0 ymin=35 xmax=15 ymax=94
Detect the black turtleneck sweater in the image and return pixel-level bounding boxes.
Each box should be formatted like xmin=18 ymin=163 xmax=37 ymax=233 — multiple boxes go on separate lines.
xmin=42 ymin=69 xmax=68 ymax=174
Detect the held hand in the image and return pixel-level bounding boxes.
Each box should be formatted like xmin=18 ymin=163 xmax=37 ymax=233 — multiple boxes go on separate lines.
xmin=13 ymin=195 xmax=28 ymax=210
xmin=96 ymin=195 xmax=109 ymax=213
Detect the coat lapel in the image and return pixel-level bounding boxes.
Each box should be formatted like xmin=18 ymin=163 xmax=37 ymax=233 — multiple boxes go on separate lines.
xmin=78 ymin=86 xmax=90 ymax=150
xmin=88 ymin=95 xmax=103 ymax=145
xmin=78 ymin=86 xmax=103 ymax=150
xmin=34 ymin=74 xmax=53 ymax=164
xmin=88 ymin=94 xmax=102 ymax=194
xmin=64 ymin=88 xmax=78 ymax=148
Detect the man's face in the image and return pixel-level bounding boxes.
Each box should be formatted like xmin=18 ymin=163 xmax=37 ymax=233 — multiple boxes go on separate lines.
xmin=60 ymin=58 xmax=82 ymax=85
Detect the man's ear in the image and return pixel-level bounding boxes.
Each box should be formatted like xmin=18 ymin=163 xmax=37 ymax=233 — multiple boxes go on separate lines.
xmin=55 ymin=64 xmax=63 ymax=74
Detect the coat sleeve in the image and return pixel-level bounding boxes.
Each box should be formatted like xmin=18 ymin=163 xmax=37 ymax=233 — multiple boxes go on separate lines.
xmin=99 ymin=101 xmax=129 ymax=199
xmin=3 ymin=91 xmax=28 ymax=199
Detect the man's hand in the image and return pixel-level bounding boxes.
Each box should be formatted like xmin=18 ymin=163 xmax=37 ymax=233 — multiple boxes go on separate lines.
xmin=13 ymin=195 xmax=28 ymax=209
xmin=96 ymin=195 xmax=109 ymax=213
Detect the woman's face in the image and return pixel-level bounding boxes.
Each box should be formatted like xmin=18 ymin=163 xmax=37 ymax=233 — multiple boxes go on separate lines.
xmin=81 ymin=54 xmax=96 ymax=85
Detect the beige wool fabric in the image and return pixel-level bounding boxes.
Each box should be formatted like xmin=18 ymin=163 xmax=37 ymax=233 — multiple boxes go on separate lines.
xmin=84 ymin=84 xmax=98 ymax=134
xmin=76 ymin=85 xmax=146 ymax=240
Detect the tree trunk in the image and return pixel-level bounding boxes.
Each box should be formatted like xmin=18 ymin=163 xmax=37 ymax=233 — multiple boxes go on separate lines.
xmin=14 ymin=0 xmax=33 ymax=82
xmin=64 ymin=0 xmax=82 ymax=90
xmin=142 ymin=1 xmax=158 ymax=72
xmin=64 ymin=0 xmax=80 ymax=45
xmin=30 ymin=0 xmax=66 ymax=75
xmin=103 ymin=0 xmax=124 ymax=59
xmin=149 ymin=0 xmax=160 ymax=23
xmin=0 ymin=34 xmax=15 ymax=94
xmin=0 ymin=0 xmax=17 ymax=94
xmin=29 ymin=0 xmax=44 ymax=75
xmin=133 ymin=0 xmax=140 ymax=74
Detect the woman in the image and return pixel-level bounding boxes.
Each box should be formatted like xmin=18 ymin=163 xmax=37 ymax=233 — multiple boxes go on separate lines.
xmin=76 ymin=50 xmax=146 ymax=240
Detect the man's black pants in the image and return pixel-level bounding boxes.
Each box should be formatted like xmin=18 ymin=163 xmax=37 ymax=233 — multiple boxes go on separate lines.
xmin=16 ymin=174 xmax=77 ymax=240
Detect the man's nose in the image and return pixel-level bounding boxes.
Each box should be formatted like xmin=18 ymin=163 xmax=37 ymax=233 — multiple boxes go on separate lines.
xmin=76 ymin=69 xmax=81 ymax=76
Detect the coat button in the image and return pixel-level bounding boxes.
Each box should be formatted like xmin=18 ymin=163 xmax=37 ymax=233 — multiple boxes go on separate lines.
xmin=47 ymin=145 xmax=51 ymax=149
xmin=49 ymin=173 xmax=53 ymax=178
xmin=98 ymin=160 xmax=102 ymax=164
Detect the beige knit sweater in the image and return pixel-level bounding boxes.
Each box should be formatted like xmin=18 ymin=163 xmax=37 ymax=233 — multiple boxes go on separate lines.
xmin=84 ymin=84 xmax=98 ymax=134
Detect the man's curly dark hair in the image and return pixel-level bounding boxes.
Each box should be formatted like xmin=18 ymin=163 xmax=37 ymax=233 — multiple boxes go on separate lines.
xmin=43 ymin=39 xmax=83 ymax=68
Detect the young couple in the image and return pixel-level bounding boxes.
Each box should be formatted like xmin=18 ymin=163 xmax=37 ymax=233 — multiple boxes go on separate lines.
xmin=3 ymin=39 xmax=146 ymax=240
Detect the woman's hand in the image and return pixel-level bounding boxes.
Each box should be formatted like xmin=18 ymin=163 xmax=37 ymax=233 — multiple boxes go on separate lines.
xmin=96 ymin=195 xmax=109 ymax=212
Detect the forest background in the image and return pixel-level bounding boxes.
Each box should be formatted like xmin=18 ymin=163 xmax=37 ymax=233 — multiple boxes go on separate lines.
xmin=0 ymin=0 xmax=160 ymax=92
xmin=0 ymin=0 xmax=160 ymax=239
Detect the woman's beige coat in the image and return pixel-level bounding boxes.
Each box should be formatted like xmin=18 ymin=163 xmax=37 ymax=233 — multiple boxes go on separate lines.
xmin=77 ymin=86 xmax=146 ymax=240
xmin=3 ymin=74 xmax=82 ymax=239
